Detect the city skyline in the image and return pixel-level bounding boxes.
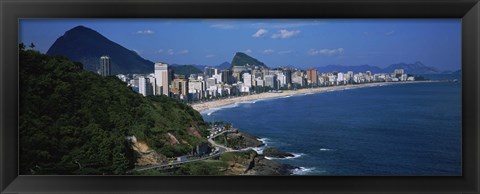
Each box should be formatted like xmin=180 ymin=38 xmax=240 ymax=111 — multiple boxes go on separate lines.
xmin=20 ymin=19 xmax=461 ymax=71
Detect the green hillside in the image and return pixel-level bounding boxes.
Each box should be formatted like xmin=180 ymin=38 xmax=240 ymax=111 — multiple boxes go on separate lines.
xmin=19 ymin=48 xmax=209 ymax=175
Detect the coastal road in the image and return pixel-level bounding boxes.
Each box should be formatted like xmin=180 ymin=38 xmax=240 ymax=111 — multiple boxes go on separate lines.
xmin=131 ymin=129 xmax=242 ymax=172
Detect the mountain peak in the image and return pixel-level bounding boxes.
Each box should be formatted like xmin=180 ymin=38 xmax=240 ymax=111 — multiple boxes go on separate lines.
xmin=230 ymin=52 xmax=268 ymax=69
xmin=64 ymin=25 xmax=101 ymax=37
xmin=47 ymin=26 xmax=154 ymax=74
xmin=69 ymin=25 xmax=91 ymax=31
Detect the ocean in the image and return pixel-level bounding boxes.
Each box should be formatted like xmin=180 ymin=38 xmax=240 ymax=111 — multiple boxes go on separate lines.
xmin=202 ymin=76 xmax=462 ymax=176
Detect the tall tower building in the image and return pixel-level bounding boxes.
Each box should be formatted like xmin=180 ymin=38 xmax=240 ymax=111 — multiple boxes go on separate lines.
xmin=99 ymin=56 xmax=111 ymax=76
xmin=138 ymin=76 xmax=153 ymax=96
xmin=221 ymin=69 xmax=233 ymax=84
xmin=154 ymin=63 xmax=170 ymax=96
xmin=306 ymin=68 xmax=318 ymax=86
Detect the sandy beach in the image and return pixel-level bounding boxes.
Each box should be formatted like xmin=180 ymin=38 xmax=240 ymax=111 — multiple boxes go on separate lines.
xmin=190 ymin=81 xmax=431 ymax=113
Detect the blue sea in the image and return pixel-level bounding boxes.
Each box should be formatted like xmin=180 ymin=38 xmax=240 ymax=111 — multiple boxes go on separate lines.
xmin=202 ymin=76 xmax=461 ymax=176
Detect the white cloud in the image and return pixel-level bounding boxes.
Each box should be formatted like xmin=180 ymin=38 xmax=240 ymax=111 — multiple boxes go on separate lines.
xmin=177 ymin=49 xmax=189 ymax=55
xmin=164 ymin=49 xmax=189 ymax=55
xmin=386 ymin=30 xmax=395 ymax=36
xmin=135 ymin=30 xmax=155 ymax=35
xmin=244 ymin=49 xmax=252 ymax=54
xmin=205 ymin=54 xmax=216 ymax=58
xmin=277 ymin=50 xmax=293 ymax=55
xmin=271 ymin=29 xmax=300 ymax=39
xmin=263 ymin=49 xmax=275 ymax=54
xmin=210 ymin=23 xmax=236 ymax=30
xmin=308 ymin=48 xmax=344 ymax=56
xmin=252 ymin=28 xmax=268 ymax=38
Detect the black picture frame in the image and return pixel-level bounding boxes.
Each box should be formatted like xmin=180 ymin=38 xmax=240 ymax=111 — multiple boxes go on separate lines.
xmin=1 ymin=0 xmax=479 ymax=193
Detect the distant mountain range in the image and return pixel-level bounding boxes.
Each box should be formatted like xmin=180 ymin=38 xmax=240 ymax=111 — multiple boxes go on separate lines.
xmin=47 ymin=26 xmax=154 ymax=74
xmin=315 ymin=61 xmax=441 ymax=75
xmin=47 ymin=26 xmax=451 ymax=76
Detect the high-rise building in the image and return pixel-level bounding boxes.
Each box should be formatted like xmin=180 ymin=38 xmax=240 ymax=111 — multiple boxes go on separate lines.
xmin=154 ymin=63 xmax=170 ymax=96
xmin=394 ymin=69 xmax=404 ymax=78
xmin=347 ymin=71 xmax=354 ymax=84
xmin=292 ymin=71 xmax=305 ymax=88
xmin=188 ymin=79 xmax=205 ymax=100
xmin=221 ymin=69 xmax=233 ymax=84
xmin=206 ymin=77 xmax=217 ymax=88
xmin=99 ymin=56 xmax=111 ymax=76
xmin=255 ymin=78 xmax=264 ymax=87
xmin=232 ymin=66 xmax=248 ymax=83
xmin=138 ymin=76 xmax=153 ymax=96
xmin=171 ymin=78 xmax=188 ymax=100
xmin=276 ymin=73 xmax=286 ymax=88
xmin=242 ymin=73 xmax=252 ymax=87
xmin=204 ymin=67 xmax=217 ymax=77
xmin=264 ymin=74 xmax=278 ymax=90
xmin=306 ymin=68 xmax=318 ymax=86
xmin=283 ymin=69 xmax=292 ymax=87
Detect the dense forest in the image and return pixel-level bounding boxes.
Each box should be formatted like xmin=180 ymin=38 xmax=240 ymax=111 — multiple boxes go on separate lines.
xmin=19 ymin=46 xmax=209 ymax=175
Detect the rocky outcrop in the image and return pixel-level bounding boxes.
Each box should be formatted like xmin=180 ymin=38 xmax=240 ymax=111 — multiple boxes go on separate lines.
xmin=250 ymin=155 xmax=296 ymax=175
xmin=223 ymin=131 xmax=264 ymax=150
xmin=263 ymin=147 xmax=294 ymax=158
xmin=222 ymin=150 xmax=295 ymax=175
xmin=165 ymin=132 xmax=180 ymax=145
xmin=187 ymin=126 xmax=202 ymax=138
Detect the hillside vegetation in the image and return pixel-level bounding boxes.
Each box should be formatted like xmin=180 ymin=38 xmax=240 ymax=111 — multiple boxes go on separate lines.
xmin=19 ymin=48 xmax=208 ymax=175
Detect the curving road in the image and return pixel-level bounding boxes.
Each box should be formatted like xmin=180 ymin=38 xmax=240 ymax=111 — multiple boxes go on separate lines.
xmin=131 ymin=129 xmax=246 ymax=172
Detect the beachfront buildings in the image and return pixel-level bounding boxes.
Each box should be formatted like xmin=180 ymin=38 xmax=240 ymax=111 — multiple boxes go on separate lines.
xmin=264 ymin=74 xmax=278 ymax=90
xmin=117 ymin=61 xmax=415 ymax=103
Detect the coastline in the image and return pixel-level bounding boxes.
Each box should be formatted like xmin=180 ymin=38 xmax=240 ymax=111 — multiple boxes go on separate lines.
xmin=191 ymin=81 xmax=433 ymax=113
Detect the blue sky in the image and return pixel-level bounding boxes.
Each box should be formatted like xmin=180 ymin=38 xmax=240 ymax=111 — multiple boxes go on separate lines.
xmin=19 ymin=19 xmax=461 ymax=71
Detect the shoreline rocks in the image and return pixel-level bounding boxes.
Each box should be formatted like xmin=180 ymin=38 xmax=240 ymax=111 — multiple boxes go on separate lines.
xmin=262 ymin=147 xmax=295 ymax=159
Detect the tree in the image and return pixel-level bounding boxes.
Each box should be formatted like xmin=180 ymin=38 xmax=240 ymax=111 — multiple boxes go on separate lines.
xmin=29 ymin=43 xmax=35 ymax=49
xmin=19 ymin=43 xmax=26 ymax=51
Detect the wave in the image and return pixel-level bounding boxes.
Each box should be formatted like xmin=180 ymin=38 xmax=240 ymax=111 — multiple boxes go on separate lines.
xmin=252 ymin=138 xmax=270 ymax=154
xmin=264 ymin=152 xmax=305 ymax=160
xmin=289 ymin=153 xmax=304 ymax=159
xmin=275 ymin=152 xmax=305 ymax=160
xmin=200 ymin=103 xmax=241 ymax=115
xmin=292 ymin=167 xmax=316 ymax=175
xmin=319 ymin=148 xmax=334 ymax=151
xmin=238 ymin=100 xmax=256 ymax=104
xmin=252 ymin=146 xmax=265 ymax=155
xmin=257 ymin=137 xmax=270 ymax=144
